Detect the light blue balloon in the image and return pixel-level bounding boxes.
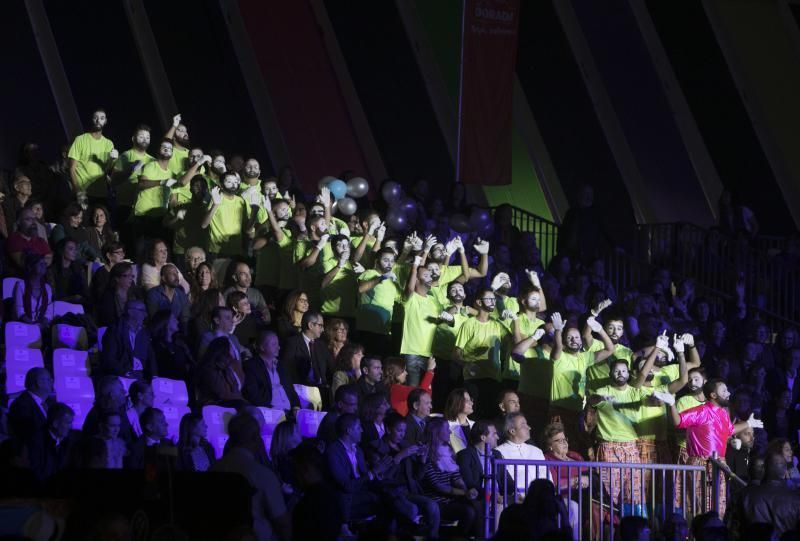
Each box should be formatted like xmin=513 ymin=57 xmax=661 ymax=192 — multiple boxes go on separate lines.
xmin=328 ymin=179 xmax=348 ymax=200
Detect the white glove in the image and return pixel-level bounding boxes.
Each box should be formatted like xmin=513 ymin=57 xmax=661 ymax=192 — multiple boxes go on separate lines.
xmin=410 ymin=234 xmax=423 ymax=252
xmin=655 ymin=331 xmax=670 ymax=353
xmin=746 ymin=413 xmax=764 ymax=429
xmin=375 ymin=224 xmax=386 ymax=242
xmin=176 ymin=209 xmax=187 ymax=220
xmin=591 ymin=299 xmax=612 ymax=317
xmin=261 ymin=194 xmax=272 ymax=211
xmin=532 ymin=328 xmax=546 ymax=341
xmin=210 ymin=187 xmax=223 ymax=206
xmin=439 ymin=311 xmax=455 ymax=323
xmin=731 ymin=438 xmax=742 ymax=451
xmin=383 ymin=271 xmax=397 ymax=282
xmin=445 ymin=238 xmax=458 ymax=257
xmin=316 ymin=234 xmax=329 ymax=250
xmin=77 ymin=191 xmax=89 ymax=210
xmin=201 ymin=154 xmax=212 ymax=165
xmin=452 ymin=236 xmax=464 ymax=253
xmin=473 ymin=238 xmax=490 ymax=255
xmin=319 ymin=186 xmax=331 ymax=208
xmin=164 ymin=178 xmax=178 ymax=188
xmin=109 ymin=149 xmax=119 ymax=160
xmin=673 ymin=334 xmax=685 ymax=353
xmin=681 ymin=333 xmax=695 ymax=348
xmin=551 ymin=312 xmax=565 ymax=332
xmin=586 ymin=316 xmax=602 ymax=333
xmin=424 ymin=235 xmax=437 ymax=251
xmin=652 ymin=391 xmax=675 ymax=406
xmin=353 ymin=262 xmax=365 ymax=274
xmin=172 ymin=113 xmax=182 ymax=128
xmin=501 ymin=309 xmax=517 ymax=321
xmin=491 ymin=274 xmax=506 ymax=292
xmin=526 ymin=269 xmax=541 ymax=288
xmin=413 ymin=255 xmax=424 ymax=267
xmin=367 ymin=218 xmax=381 ymax=236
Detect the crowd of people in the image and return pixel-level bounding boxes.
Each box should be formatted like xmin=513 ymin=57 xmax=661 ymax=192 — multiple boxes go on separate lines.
xmin=1 ymin=109 xmax=800 ymax=540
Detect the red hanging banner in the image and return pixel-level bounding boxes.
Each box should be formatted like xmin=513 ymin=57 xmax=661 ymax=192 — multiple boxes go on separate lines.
xmin=457 ymin=0 xmax=521 ymax=186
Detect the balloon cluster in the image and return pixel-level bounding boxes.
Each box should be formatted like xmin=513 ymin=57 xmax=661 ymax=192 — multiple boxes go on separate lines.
xmin=380 ymin=181 xmax=420 ymax=232
xmin=318 ymin=176 xmax=370 ymax=216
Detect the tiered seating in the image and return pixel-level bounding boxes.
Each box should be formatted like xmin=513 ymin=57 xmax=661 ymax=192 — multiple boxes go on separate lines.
xmin=202 ymin=405 xmax=237 ymax=459
xmin=5 ymin=347 xmax=44 ymax=395
xmin=294 ymin=384 xmax=323 ymax=411
xmin=152 ymin=377 xmax=191 ymax=443
xmin=52 ymin=324 xmax=89 ymax=350
xmin=297 ymin=409 xmax=326 ymax=439
xmin=257 ymin=407 xmax=286 ymax=455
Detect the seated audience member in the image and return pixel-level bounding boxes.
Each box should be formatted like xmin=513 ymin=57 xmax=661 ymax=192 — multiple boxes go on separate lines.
xmin=456 ymin=420 xmax=509 ymax=496
xmin=542 ymin=421 xmax=588 ymax=538
xmin=90 ymin=241 xmax=126 ymax=303
xmin=145 ymin=263 xmax=190 ymax=332
xmin=212 ymin=413 xmax=291 ymax=541
xmin=330 ymin=342 xmax=364 ymax=398
xmin=360 ymin=393 xmax=391 ymax=446
xmin=2 ymin=175 xmax=33 ymax=230
xmin=82 ymin=376 xmax=134 ymax=445
xmin=356 ymin=356 xmax=388 ymax=402
xmin=90 ymin=410 xmax=126 ymax=469
xmin=404 ymin=388 xmax=433 ymax=445
xmin=224 ymin=261 xmax=270 ymax=325
xmin=177 ymin=413 xmax=215 ymax=472
xmin=51 ymin=239 xmax=90 ymax=305
xmin=738 ymin=451 xmax=800 ymax=538
xmin=270 ymin=420 xmax=302 ymax=492
xmin=184 ymin=246 xmax=207 ymax=275
xmin=100 ymin=299 xmax=157 ymax=380
xmin=126 ymin=380 xmax=154 ymax=438
xmin=95 ymin=261 xmax=140 ymax=327
xmin=275 ymin=289 xmax=309 ymax=341
xmin=198 ymin=306 xmax=251 ymax=362
xmin=8 ymin=367 xmax=53 ymax=444
xmin=325 ymin=318 xmax=349 ymax=360
xmin=243 ymin=330 xmax=300 ymax=411
xmin=125 ymin=407 xmax=173 ymax=469
xmin=196 ymin=336 xmax=246 ymax=406
xmin=12 ymin=252 xmax=52 ymax=325
xmin=496 ymin=412 xmax=551 ymax=495
xmin=189 ymin=261 xmax=217 ymax=304
xmin=29 ymin=403 xmax=76 ymax=481
xmin=6 ymin=207 xmax=52 ymax=274
xmin=420 ymin=417 xmax=479 ymax=537
xmin=289 ymin=444 xmax=341 ymax=541
xmin=150 ymin=309 xmax=193 ymax=381
xmin=384 ymin=356 xmax=435 ymax=416
xmin=188 ymin=287 xmax=223 ymax=347
xmin=50 ymin=203 xmax=97 ymax=262
xmin=279 ymin=311 xmax=332 ymax=392
xmin=317 ymin=384 xmax=359 ymax=444
xmin=140 ymin=238 xmax=190 ymax=292
xmin=766 ymin=438 xmax=800 ymax=486
xmin=227 ymin=290 xmax=263 ymax=351
xmin=445 ymin=388 xmax=476 ymax=453
xmin=86 ymin=204 xmax=117 ymax=257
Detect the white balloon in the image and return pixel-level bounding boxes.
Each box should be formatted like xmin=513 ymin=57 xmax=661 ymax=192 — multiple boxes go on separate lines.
xmin=346 ymin=177 xmax=369 ymax=198
xmin=337 ymin=197 xmax=358 ymax=216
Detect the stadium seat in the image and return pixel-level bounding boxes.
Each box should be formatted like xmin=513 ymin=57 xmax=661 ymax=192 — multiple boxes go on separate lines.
xmin=296 ymin=409 xmax=327 ymax=439
xmin=5 ymin=322 xmax=43 ymax=349
xmin=293 ymin=384 xmax=323 ymax=411
xmin=202 ymin=405 xmax=237 ymax=459
xmin=152 ymin=377 xmax=189 ymax=407
xmin=54 ymin=374 xmax=95 ymax=401
xmin=161 ymin=405 xmax=191 ymax=444
xmin=257 ymin=407 xmax=286 ymax=437
xmin=2 ymin=277 xmax=22 ymax=300
xmin=52 ymin=324 xmax=89 ymax=350
xmin=61 ymin=397 xmax=93 ymax=431
xmin=4 ymin=348 xmax=45 ymax=395
xmin=52 ymin=301 xmax=85 ymax=317
xmin=52 ymin=348 xmax=90 ymax=378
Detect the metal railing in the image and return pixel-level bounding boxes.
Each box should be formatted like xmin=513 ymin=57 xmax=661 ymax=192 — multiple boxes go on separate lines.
xmin=491 ymin=205 xmax=560 ymax=266
xmin=482 ymin=456 xmax=718 ymax=540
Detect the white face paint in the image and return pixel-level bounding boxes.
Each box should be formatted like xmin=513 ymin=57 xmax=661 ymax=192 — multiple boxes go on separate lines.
xmin=159 ymin=143 xmax=173 ymax=160
xmin=274 ymin=202 xmax=290 ymax=221
xmin=175 ymin=124 xmax=189 ymax=143
xmin=310 ymin=204 xmax=325 ymax=217
xmin=264 ymin=182 xmax=278 ymax=199
xmin=92 ymin=111 xmax=107 ymax=130
xmin=222 ymin=174 xmax=240 ymax=192
xmin=133 ymin=130 xmax=150 ymax=149
xmin=316 ymin=219 xmax=328 ymax=234
xmin=213 ymin=157 xmax=226 ymax=174
xmin=190 ymin=149 xmax=204 ymax=165
xmin=244 ymin=160 xmax=260 ymax=179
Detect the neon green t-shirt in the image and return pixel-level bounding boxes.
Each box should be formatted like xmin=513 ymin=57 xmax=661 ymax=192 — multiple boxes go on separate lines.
xmin=168 ymin=146 xmax=189 ymax=179
xmin=594 ymin=385 xmax=650 ymax=442
xmin=329 ymin=216 xmax=350 ymax=237
xmin=277 ymin=230 xmax=298 ymax=291
xmin=68 ymin=133 xmax=114 ymax=194
xmin=514 ymin=313 xmax=548 ymax=397
xmin=294 ymin=239 xmax=326 ymax=307
xmin=356 ymin=270 xmax=401 ymax=335
xmin=455 ymin=318 xmax=509 ymax=381
xmin=255 ymin=226 xmax=290 ymax=288
xmin=113 ymin=148 xmax=153 ymax=206
xmin=350 ymin=235 xmax=375 ymax=268
xmin=208 ymin=194 xmax=249 ymax=255
xmin=430 ymin=265 xmax=463 ymax=308
xmin=585 ymin=342 xmax=634 ymax=394
xmin=550 ymin=350 xmax=595 ymax=412
xmin=431 ymin=308 xmax=470 ymax=360
xmin=635 ymin=384 xmax=669 ymax=441
xmin=321 ymin=260 xmax=358 ymax=318
xmin=400 ymin=292 xmax=442 ymax=356
xmin=134 ymin=161 xmax=171 ymax=217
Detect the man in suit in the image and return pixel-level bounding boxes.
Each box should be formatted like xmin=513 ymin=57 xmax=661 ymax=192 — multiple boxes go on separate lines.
xmin=82 ymin=376 xmax=134 ymax=445
xmin=99 ymin=299 xmax=157 ymax=380
xmin=125 ymin=407 xmax=174 ymax=469
xmin=456 ymin=420 xmax=512 ymax=493
xmin=279 ymin=311 xmax=332 ymax=406
xmin=9 ymin=367 xmax=52 ymax=443
xmin=404 ymin=388 xmax=431 ymax=444
xmin=243 ymin=330 xmax=300 ymax=411
xmin=356 ymin=357 xmax=388 ymax=401
xmin=29 ymin=402 xmax=76 ymax=481
xmin=317 ymin=385 xmax=359 ymax=444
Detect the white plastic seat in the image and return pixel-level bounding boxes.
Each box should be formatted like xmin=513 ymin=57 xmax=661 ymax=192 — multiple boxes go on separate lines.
xmin=52 ymin=348 xmax=90 ymax=378
xmin=54 ymin=374 xmax=95 ymax=401
xmin=296 ymin=409 xmax=327 ymax=439
xmin=52 ymin=324 xmax=89 ymax=350
xmin=256 ymin=407 xmax=286 ymax=439
xmin=202 ymin=405 xmax=237 ymax=459
xmin=61 ymin=397 xmax=93 ymax=431
xmin=161 ymin=405 xmax=191 ymax=444
xmin=5 ymin=349 xmax=46 ymax=395
xmin=2 ymin=277 xmax=22 ymax=300
xmin=5 ymin=322 xmax=43 ymax=349
xmin=152 ymin=377 xmax=189 ymax=407
xmin=293 ymin=384 xmax=323 ymax=411
xmin=52 ymin=301 xmax=84 ymax=317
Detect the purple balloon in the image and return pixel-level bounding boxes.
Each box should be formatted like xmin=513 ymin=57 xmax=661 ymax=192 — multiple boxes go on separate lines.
xmin=451 ymin=213 xmax=471 ymax=233
xmin=469 ymin=207 xmax=491 ymax=231
xmin=386 ymin=208 xmax=409 ymax=231
xmin=381 ymin=181 xmax=402 ymax=204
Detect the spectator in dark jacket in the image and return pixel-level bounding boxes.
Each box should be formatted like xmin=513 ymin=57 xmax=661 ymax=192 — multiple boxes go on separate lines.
xmin=99 ymin=299 xmax=157 ymax=380
xmin=243 ymin=331 xmax=300 ymax=410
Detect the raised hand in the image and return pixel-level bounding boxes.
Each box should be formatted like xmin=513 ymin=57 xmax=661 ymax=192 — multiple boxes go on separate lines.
xmin=473 ymin=238 xmax=490 ymax=255
xmin=746 ymin=413 xmax=764 ymax=429
xmin=591 ymin=299 xmax=612 ymax=317
xmin=586 ymin=316 xmax=602 ymax=333
xmin=201 ymin=154 xmax=212 ymax=166
xmin=681 ymin=333 xmax=695 ymax=348
xmin=319 ymin=186 xmax=331 ymax=208
xmin=316 ymin=234 xmax=329 ymax=250
xmin=526 ymin=269 xmax=541 ymax=288
xmin=452 ymin=236 xmax=464 ymax=253
xmin=262 ymin=194 xmax=272 ymax=212
xmin=501 ymin=309 xmax=518 ymax=321
xmin=491 ymin=273 xmax=507 ymax=292
xmin=551 ymin=312 xmax=565 ymax=332
xmin=655 ymin=330 xmax=670 ymax=353
xmin=109 ymin=149 xmax=119 ymax=160
xmin=375 ymin=223 xmax=386 ymax=242
xmin=353 ymin=262 xmax=365 ymax=274
xmin=413 ymin=255 xmax=424 ymax=267
xmin=210 ymin=187 xmax=223 ymax=206
xmin=424 ymin=234 xmax=437 ymax=251
xmin=172 ymin=113 xmax=182 ymax=128
xmin=673 ymin=334 xmax=685 ymax=353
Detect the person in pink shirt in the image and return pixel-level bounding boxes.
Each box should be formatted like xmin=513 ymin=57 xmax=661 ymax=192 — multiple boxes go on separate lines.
xmin=668 ymin=378 xmax=763 ymax=516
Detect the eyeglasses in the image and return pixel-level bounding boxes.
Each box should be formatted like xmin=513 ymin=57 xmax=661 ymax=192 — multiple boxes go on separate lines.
xmin=480 ymin=298 xmax=496 ymax=302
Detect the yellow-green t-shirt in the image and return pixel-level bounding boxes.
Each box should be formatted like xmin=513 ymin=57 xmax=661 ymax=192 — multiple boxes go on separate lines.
xmin=585 ymin=343 xmax=634 ymax=394
xmin=168 ymin=146 xmax=189 ymax=179
xmin=400 ymin=292 xmax=442 ymax=356
xmin=255 ymin=226 xmax=290 ymax=288
xmin=356 ymin=270 xmax=401 ymax=335
xmin=594 ymin=385 xmax=650 ymax=442
xmin=113 ymin=148 xmax=154 ymax=207
xmin=329 ymin=217 xmax=350 ymax=237
xmin=432 ymin=308 xmax=470 ymax=360
xmin=134 ymin=161 xmax=170 ymax=217
xmin=294 ymin=239 xmax=326 ymax=307
xmin=635 ymin=384 xmax=669 ymax=441
xmin=68 ymin=133 xmax=114 ymax=193
xmin=350 ymin=235 xmax=375 ymax=269
xmin=430 ymin=265 xmax=463 ymax=308
xmin=455 ymin=318 xmax=509 ymax=381
xmin=208 ymin=194 xmax=250 ymax=255
xmin=550 ymin=350 xmax=595 ymax=412
xmin=514 ymin=314 xmax=549 ymax=397
xmin=321 ymin=260 xmax=358 ymax=318
xmin=277 ymin=230 xmax=298 ymax=291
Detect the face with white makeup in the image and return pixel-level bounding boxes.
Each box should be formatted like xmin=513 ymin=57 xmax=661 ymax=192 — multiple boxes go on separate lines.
xmin=263 ymin=180 xmax=279 ymax=200
xmin=212 ymin=155 xmax=226 ymax=176
xmin=174 ymin=124 xmax=190 ymax=146
xmin=222 ymin=173 xmax=240 ymax=194
xmin=244 ymin=159 xmax=260 ymax=180
xmin=157 ymin=141 xmax=173 ymax=161
xmin=90 ymin=110 xmax=107 ymax=132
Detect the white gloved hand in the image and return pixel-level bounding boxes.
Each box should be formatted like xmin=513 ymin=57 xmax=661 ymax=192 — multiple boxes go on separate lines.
xmin=424 ymin=235 xmax=437 ymax=251
xmin=375 ymin=224 xmax=386 ymax=242
xmin=490 ymin=274 xmax=506 ymax=292
xmin=452 ymin=236 xmax=465 ymax=253
xmin=319 ymin=186 xmax=331 ymax=208
xmin=316 ymin=234 xmax=329 ymax=250
xmin=439 ymin=311 xmax=455 ymax=323
xmin=652 ymin=390 xmax=675 ymax=406
xmin=176 ymin=209 xmax=187 ymax=220
xmin=746 ymin=413 xmax=764 ymax=429
xmin=501 ymin=309 xmax=517 ymax=321
xmin=731 ymin=438 xmax=742 ymax=451
xmin=410 ymin=234 xmax=423 ymax=252
xmin=77 ymin=191 xmax=89 ymax=210
xmin=413 ymin=255 xmax=424 ymax=267
xmin=673 ymin=334 xmax=685 ymax=353
xmin=172 ymin=113 xmax=182 ymax=128
xmin=261 ymin=194 xmax=272 ymax=212
xmin=210 ymin=187 xmax=223 ymax=206
xmin=526 ymin=269 xmax=541 ymax=288
xmin=532 ymin=328 xmax=546 ymax=341
xmin=201 ymin=154 xmax=212 ymax=166
xmin=586 ymin=316 xmax=603 ymax=333
xmin=164 ymin=178 xmax=178 ymax=188
xmin=655 ymin=330 xmax=670 ymax=353
xmin=591 ymin=299 xmax=612 ymax=317
xmin=367 ymin=218 xmax=381 ymax=236
xmin=473 ymin=238 xmax=490 ymax=255
xmin=551 ymin=312 xmax=565 ymax=332
xmin=444 ymin=238 xmax=457 ymax=257
xmin=353 ymin=262 xmax=365 ymax=274
xmin=109 ymin=149 xmax=119 ymax=160
xmin=383 ymin=271 xmax=397 ymax=282
xmin=681 ymin=333 xmax=695 ymax=348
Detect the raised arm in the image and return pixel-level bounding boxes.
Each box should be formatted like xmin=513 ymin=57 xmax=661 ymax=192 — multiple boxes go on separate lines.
xmin=587 ymin=316 xmax=615 ymax=362
xmin=512 ymin=328 xmax=546 ymax=360
xmin=201 ymin=187 xmax=223 ymax=229
xmin=667 ymin=335 xmax=689 ymax=394
xmin=405 ymin=255 xmax=422 ymax=298
xmin=298 ymin=234 xmax=329 ymax=270
xmin=549 ymin=313 xmax=565 ymax=361
xmin=681 ymin=333 xmax=701 ymax=371
xmin=632 ymin=333 xmax=668 ymax=388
